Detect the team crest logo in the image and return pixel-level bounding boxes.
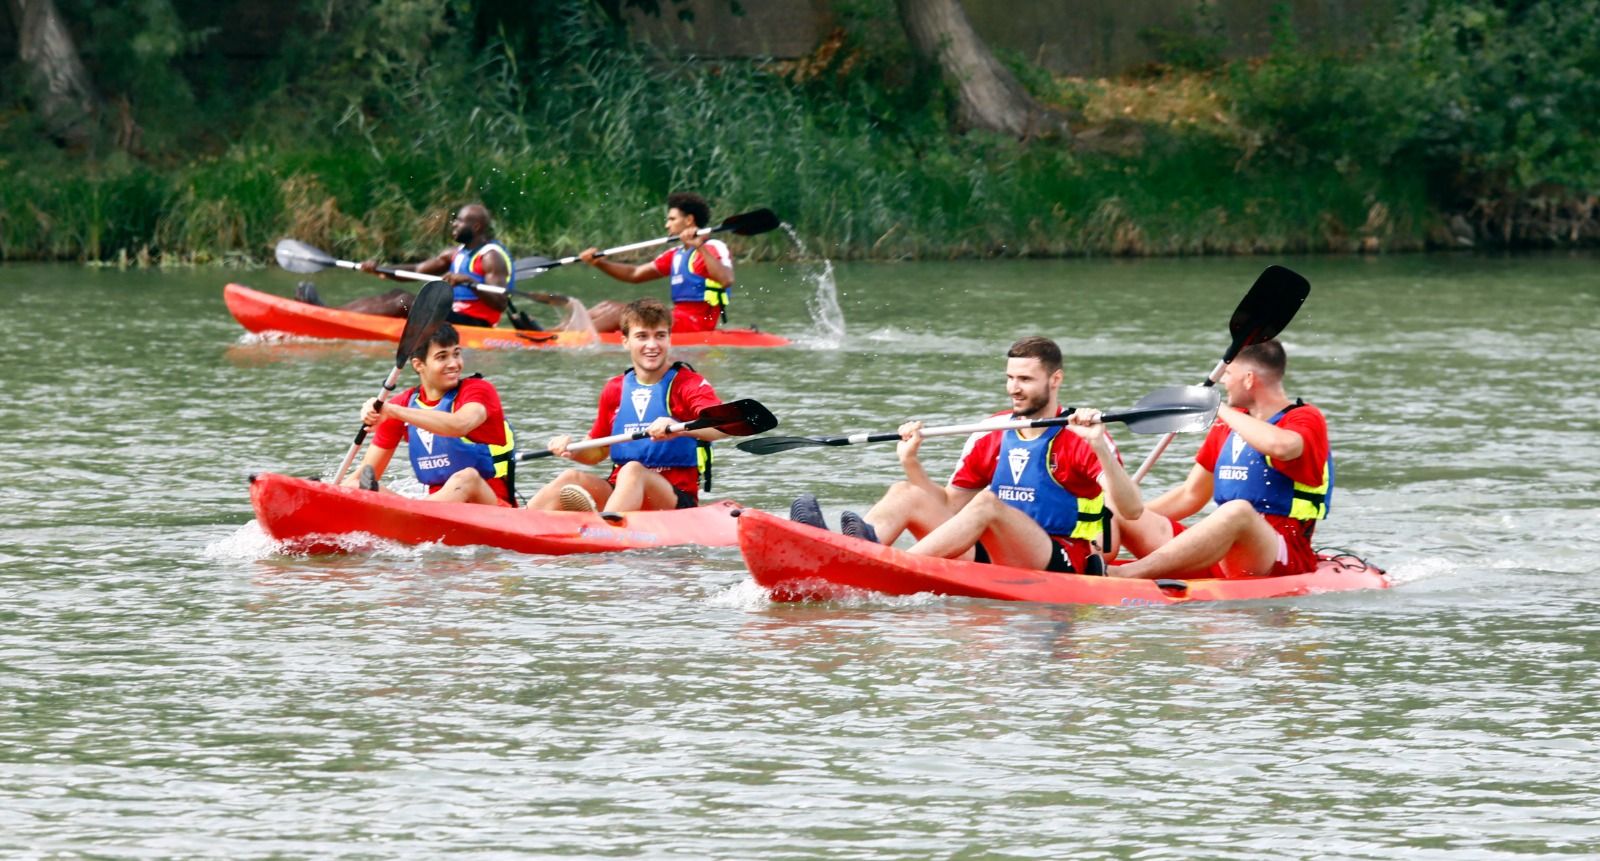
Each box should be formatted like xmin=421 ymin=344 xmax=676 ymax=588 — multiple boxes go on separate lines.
xmin=631 ymin=387 xmax=653 ymax=422
xmin=1230 ymin=435 xmax=1247 ymax=463
xmin=1007 ymin=447 xmax=1030 ymax=484
xmin=417 ymin=428 xmax=436 ymax=453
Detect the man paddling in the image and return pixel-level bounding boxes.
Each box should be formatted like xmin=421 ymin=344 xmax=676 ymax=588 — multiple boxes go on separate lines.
xmin=342 ymin=323 xmax=517 ymax=506
xmin=298 ymin=202 xmax=526 ymax=328
xmin=1108 ymin=338 xmax=1331 ymax=579
xmin=580 ymin=192 xmax=734 ymax=333
xmin=527 ymin=298 xmax=727 ymax=513
xmin=791 ymin=336 xmax=1143 ymax=575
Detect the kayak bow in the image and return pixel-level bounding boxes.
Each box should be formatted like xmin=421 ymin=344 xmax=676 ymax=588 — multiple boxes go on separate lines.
xmin=249 ymin=472 xmax=740 ymax=555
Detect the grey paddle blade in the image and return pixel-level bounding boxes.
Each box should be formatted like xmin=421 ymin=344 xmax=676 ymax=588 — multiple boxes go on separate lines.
xmin=1111 ymin=385 xmax=1222 ymax=434
xmin=513 ymin=255 xmax=561 ymax=278
xmin=274 ymin=238 xmax=336 ymax=274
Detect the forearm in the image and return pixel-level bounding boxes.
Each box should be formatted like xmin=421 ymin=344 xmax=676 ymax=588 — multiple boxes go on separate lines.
xmin=1095 ymin=451 xmax=1144 ymax=521
xmin=383 ymin=404 xmax=485 ymax=438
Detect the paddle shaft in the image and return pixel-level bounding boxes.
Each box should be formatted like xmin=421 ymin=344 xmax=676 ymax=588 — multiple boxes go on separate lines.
xmin=1131 ymin=357 xmax=1226 ymax=483
xmin=826 ymin=407 xmax=1193 ymax=444
xmin=333 ymin=367 xmax=403 ymax=482
xmin=519 ymin=416 xmax=711 ymax=461
xmin=513 ymin=221 xmax=753 ymax=279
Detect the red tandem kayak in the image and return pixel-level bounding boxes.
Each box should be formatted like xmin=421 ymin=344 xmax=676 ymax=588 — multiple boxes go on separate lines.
xmin=249 ymin=472 xmax=740 ymax=555
xmin=224 ymin=283 xmax=792 ymax=349
xmin=735 ymin=508 xmax=1388 ymax=607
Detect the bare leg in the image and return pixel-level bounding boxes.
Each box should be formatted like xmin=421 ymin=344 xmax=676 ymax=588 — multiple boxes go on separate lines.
xmin=907 ymin=490 xmax=1056 ymax=568
xmin=1113 ymin=508 xmax=1179 ymax=560
xmin=429 ymin=468 xmax=501 ymax=505
xmin=588 ymin=300 xmax=628 ymax=333
xmin=339 ymin=289 xmax=415 ymax=318
xmin=605 ymin=462 xmax=683 ymax=512
xmin=862 ymin=480 xmax=960 ymax=546
xmin=1112 ymin=500 xmax=1281 ymax=579
xmin=527 ymin=469 xmax=615 ymax=511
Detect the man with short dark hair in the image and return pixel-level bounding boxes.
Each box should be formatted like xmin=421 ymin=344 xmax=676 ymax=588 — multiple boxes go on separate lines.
xmin=793 ymin=336 xmax=1143 ymax=574
xmin=1109 ymin=338 xmax=1331 ymax=579
xmin=580 ymin=192 xmax=734 ymax=333
xmin=527 ymin=298 xmax=729 ymax=513
xmin=342 ymin=323 xmax=517 ymax=506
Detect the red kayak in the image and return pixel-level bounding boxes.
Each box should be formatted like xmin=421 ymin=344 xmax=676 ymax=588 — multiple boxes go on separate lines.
xmin=224 ymin=283 xmax=792 ymax=349
xmin=736 ymin=508 xmax=1388 ymax=607
xmin=250 ymin=472 xmax=740 ymax=555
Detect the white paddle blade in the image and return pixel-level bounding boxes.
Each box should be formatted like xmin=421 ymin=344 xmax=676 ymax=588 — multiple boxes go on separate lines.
xmin=274 ymin=238 xmax=334 ymax=274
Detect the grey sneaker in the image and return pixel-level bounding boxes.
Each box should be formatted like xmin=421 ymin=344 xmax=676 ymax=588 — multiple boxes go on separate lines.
xmin=839 ymin=510 xmax=880 ymax=544
xmin=295 ymin=281 xmax=325 ymax=306
xmin=358 ymin=464 xmax=380 ymax=492
xmin=789 ymin=493 xmax=828 ymax=530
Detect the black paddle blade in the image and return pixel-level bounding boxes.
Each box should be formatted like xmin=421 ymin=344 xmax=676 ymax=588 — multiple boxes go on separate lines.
xmin=395 ymin=280 xmax=455 ymax=368
xmin=513 ymin=255 xmax=561 ymax=278
xmin=735 ymin=435 xmax=837 ymax=455
xmin=694 ymin=398 xmax=778 ymax=437
xmin=1226 ymin=265 xmax=1310 ymax=360
xmin=1108 ymin=386 xmax=1222 ymax=434
xmin=275 ymin=238 xmax=337 ymax=274
xmin=716 ymin=208 xmax=780 ymax=237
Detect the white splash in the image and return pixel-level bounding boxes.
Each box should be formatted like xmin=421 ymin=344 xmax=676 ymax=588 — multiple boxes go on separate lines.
xmin=779 ymin=223 xmax=845 ymax=349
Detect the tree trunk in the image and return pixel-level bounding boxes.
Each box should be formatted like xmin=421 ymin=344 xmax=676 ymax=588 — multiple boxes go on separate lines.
xmin=895 ymin=0 xmax=1069 ymax=139
xmin=8 ymin=0 xmax=98 ymax=147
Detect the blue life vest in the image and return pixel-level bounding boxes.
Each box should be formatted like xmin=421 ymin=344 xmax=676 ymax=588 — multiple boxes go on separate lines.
xmin=986 ymin=425 xmax=1106 ymax=543
xmin=405 ymin=382 xmax=517 ymax=492
xmin=609 ymin=367 xmax=700 ymax=470
xmin=1212 ymin=402 xmax=1332 ymax=521
xmin=668 ymin=245 xmax=729 ymax=313
xmin=448 ymin=240 xmax=515 ymax=309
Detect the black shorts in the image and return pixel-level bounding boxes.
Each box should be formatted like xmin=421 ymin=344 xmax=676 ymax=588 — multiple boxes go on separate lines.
xmin=973 ymin=539 xmax=1077 ymax=573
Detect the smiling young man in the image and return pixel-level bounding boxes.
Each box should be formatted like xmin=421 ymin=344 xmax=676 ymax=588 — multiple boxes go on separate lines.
xmin=340 ymin=323 xmax=516 ymax=506
xmin=1108 ymin=338 xmax=1331 ymax=579
xmin=792 ymin=336 xmax=1143 ymax=574
xmin=579 ymin=192 xmax=734 ymax=334
xmin=527 ymin=298 xmax=727 ymax=513
xmin=299 ymin=202 xmax=519 ymax=328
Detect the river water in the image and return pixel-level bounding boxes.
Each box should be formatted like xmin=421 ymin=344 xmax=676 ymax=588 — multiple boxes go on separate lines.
xmin=2 ymin=254 xmax=1597 ymax=858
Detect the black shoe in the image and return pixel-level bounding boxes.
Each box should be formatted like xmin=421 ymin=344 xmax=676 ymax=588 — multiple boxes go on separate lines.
xmin=358 ymin=464 xmax=379 ymax=492
xmin=295 ymin=281 xmax=325 ymax=306
xmin=789 ymin=493 xmax=828 ymax=531
xmin=1080 ymin=553 xmax=1106 ymax=576
xmin=840 ymin=510 xmax=880 ymax=544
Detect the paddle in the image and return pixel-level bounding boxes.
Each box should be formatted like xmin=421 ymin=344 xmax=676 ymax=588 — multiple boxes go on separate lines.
xmin=736 ymin=386 xmax=1221 ymax=456
xmin=517 ymin=398 xmax=779 ymax=462
xmin=1129 ymin=265 xmax=1310 ymax=483
xmin=331 ymin=280 xmax=455 ymax=482
xmin=510 ymin=208 xmax=781 ymax=280
xmin=274 ymin=238 xmax=573 ymax=305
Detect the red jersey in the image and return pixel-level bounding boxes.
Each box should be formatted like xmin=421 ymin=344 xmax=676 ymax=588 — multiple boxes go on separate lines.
xmin=588 ymin=365 xmax=721 ymax=496
xmin=372 ymin=376 xmax=512 ymax=503
xmin=1194 ymin=403 xmax=1329 ymax=575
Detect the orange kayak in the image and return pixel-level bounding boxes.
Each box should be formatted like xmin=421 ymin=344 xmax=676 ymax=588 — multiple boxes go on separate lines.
xmin=224 ymin=283 xmax=792 ymax=349
xmin=249 ymin=472 xmax=740 ymax=555
xmin=735 ymin=508 xmax=1389 ymax=607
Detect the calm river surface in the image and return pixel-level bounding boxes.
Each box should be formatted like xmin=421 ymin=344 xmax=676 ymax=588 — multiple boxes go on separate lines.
xmin=3 ymin=254 xmax=1598 ymax=858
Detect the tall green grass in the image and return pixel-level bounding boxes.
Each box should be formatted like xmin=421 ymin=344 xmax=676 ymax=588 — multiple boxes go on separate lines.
xmin=2 ymin=0 xmax=1586 ymax=263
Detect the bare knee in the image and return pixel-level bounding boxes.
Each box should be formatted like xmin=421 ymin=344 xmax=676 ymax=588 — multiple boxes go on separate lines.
xmin=614 ymin=462 xmax=648 ymax=482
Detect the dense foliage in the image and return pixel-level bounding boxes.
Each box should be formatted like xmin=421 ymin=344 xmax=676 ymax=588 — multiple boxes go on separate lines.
xmin=1 ymin=0 xmax=1597 ymax=263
